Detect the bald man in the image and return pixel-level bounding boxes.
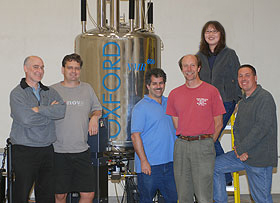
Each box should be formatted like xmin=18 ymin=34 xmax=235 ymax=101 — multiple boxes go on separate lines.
xmin=9 ymin=56 xmax=66 ymax=202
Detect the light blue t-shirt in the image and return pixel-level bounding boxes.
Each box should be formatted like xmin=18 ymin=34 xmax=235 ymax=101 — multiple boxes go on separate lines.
xmin=32 ymin=83 xmax=40 ymax=101
xmin=131 ymin=95 xmax=176 ymax=173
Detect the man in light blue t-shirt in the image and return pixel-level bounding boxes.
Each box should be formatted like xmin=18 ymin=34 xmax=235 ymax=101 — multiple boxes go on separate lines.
xmin=131 ymin=68 xmax=177 ymax=203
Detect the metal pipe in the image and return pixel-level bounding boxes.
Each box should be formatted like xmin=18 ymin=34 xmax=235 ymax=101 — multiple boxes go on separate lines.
xmin=147 ymin=2 xmax=153 ymax=32
xmin=135 ymin=0 xmax=139 ymax=29
xmin=129 ymin=0 xmax=135 ymax=20
xmin=129 ymin=0 xmax=135 ymax=32
xmin=97 ymin=0 xmax=106 ymax=29
xmin=82 ymin=21 xmax=86 ymax=33
xmin=147 ymin=2 xmax=153 ymax=24
xmin=138 ymin=0 xmax=145 ymax=30
xmin=110 ymin=0 xmax=120 ymax=32
xmin=81 ymin=0 xmax=87 ymax=33
xmin=7 ymin=139 xmax=12 ymax=203
xmin=130 ymin=19 xmax=134 ymax=32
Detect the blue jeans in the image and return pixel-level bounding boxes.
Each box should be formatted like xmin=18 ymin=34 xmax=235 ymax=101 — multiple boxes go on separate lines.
xmin=214 ymin=151 xmax=273 ymax=203
xmin=215 ymin=101 xmax=236 ymax=184
xmin=137 ymin=162 xmax=177 ymax=203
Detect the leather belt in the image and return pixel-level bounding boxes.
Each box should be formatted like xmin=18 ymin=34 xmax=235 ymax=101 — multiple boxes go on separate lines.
xmin=177 ymin=134 xmax=212 ymax=141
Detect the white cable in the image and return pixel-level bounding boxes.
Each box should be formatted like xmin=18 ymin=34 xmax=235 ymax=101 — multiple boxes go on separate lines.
xmin=115 ymin=183 xmax=121 ymax=203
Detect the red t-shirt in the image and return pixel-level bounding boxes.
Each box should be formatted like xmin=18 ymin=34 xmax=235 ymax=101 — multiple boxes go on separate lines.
xmin=166 ymin=82 xmax=226 ymax=136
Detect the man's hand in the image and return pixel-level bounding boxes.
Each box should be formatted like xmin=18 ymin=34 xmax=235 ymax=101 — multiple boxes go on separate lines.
xmin=213 ymin=115 xmax=223 ymax=142
xmin=31 ymin=100 xmax=59 ymax=113
xmin=141 ymin=160 xmax=151 ymax=175
xmin=233 ymin=146 xmax=248 ymax=161
xmin=239 ymin=152 xmax=248 ymax=161
xmin=131 ymin=132 xmax=151 ymax=176
xmin=31 ymin=107 xmax=39 ymax=113
xmin=51 ymin=100 xmax=59 ymax=105
xmin=88 ymin=116 xmax=99 ymax=136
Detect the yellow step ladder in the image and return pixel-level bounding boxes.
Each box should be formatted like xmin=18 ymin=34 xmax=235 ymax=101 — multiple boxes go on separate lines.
xmin=230 ymin=114 xmax=241 ymax=203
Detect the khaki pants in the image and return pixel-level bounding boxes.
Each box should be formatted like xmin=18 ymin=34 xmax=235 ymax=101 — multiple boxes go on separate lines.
xmin=173 ymin=138 xmax=215 ymax=203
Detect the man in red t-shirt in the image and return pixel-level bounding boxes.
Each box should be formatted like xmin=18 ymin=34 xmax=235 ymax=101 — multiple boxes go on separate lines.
xmin=166 ymin=54 xmax=225 ymax=203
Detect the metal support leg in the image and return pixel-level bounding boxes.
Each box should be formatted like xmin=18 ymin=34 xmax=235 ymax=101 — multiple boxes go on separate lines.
xmin=7 ymin=139 xmax=13 ymax=203
xmin=230 ymin=115 xmax=240 ymax=203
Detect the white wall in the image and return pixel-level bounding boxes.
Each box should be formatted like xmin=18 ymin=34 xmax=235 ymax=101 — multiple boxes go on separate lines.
xmin=155 ymin=0 xmax=280 ymax=194
xmin=1 ymin=0 xmax=280 ymax=194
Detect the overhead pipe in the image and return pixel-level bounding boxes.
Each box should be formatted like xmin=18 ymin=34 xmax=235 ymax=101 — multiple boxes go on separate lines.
xmin=81 ymin=0 xmax=87 ymax=33
xmin=135 ymin=0 xmax=139 ymax=29
xmin=137 ymin=0 xmax=145 ymax=30
xmin=129 ymin=0 xmax=135 ymax=32
xmin=110 ymin=0 xmax=120 ymax=32
xmin=97 ymin=0 xmax=106 ymax=30
xmin=147 ymin=2 xmax=153 ymax=32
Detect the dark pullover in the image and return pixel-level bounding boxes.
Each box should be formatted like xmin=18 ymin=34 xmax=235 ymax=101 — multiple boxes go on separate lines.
xmin=197 ymin=47 xmax=241 ymax=102
xmin=234 ymin=85 xmax=278 ymax=167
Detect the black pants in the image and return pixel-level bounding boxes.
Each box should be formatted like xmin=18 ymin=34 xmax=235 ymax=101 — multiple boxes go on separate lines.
xmin=12 ymin=145 xmax=55 ymax=203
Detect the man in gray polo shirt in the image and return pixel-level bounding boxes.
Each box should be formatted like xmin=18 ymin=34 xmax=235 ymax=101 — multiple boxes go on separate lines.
xmin=52 ymin=53 xmax=102 ymax=203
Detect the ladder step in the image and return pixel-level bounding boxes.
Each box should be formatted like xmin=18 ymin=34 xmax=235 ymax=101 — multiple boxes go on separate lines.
xmin=226 ymin=185 xmax=235 ymax=192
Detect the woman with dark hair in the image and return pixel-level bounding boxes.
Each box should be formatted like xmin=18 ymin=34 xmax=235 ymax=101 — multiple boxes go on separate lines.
xmin=197 ymin=21 xmax=241 ymax=185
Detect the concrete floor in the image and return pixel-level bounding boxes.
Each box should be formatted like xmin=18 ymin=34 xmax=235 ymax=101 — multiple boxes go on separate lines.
xmin=228 ymin=193 xmax=280 ymax=203
xmin=108 ymin=194 xmax=280 ymax=202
